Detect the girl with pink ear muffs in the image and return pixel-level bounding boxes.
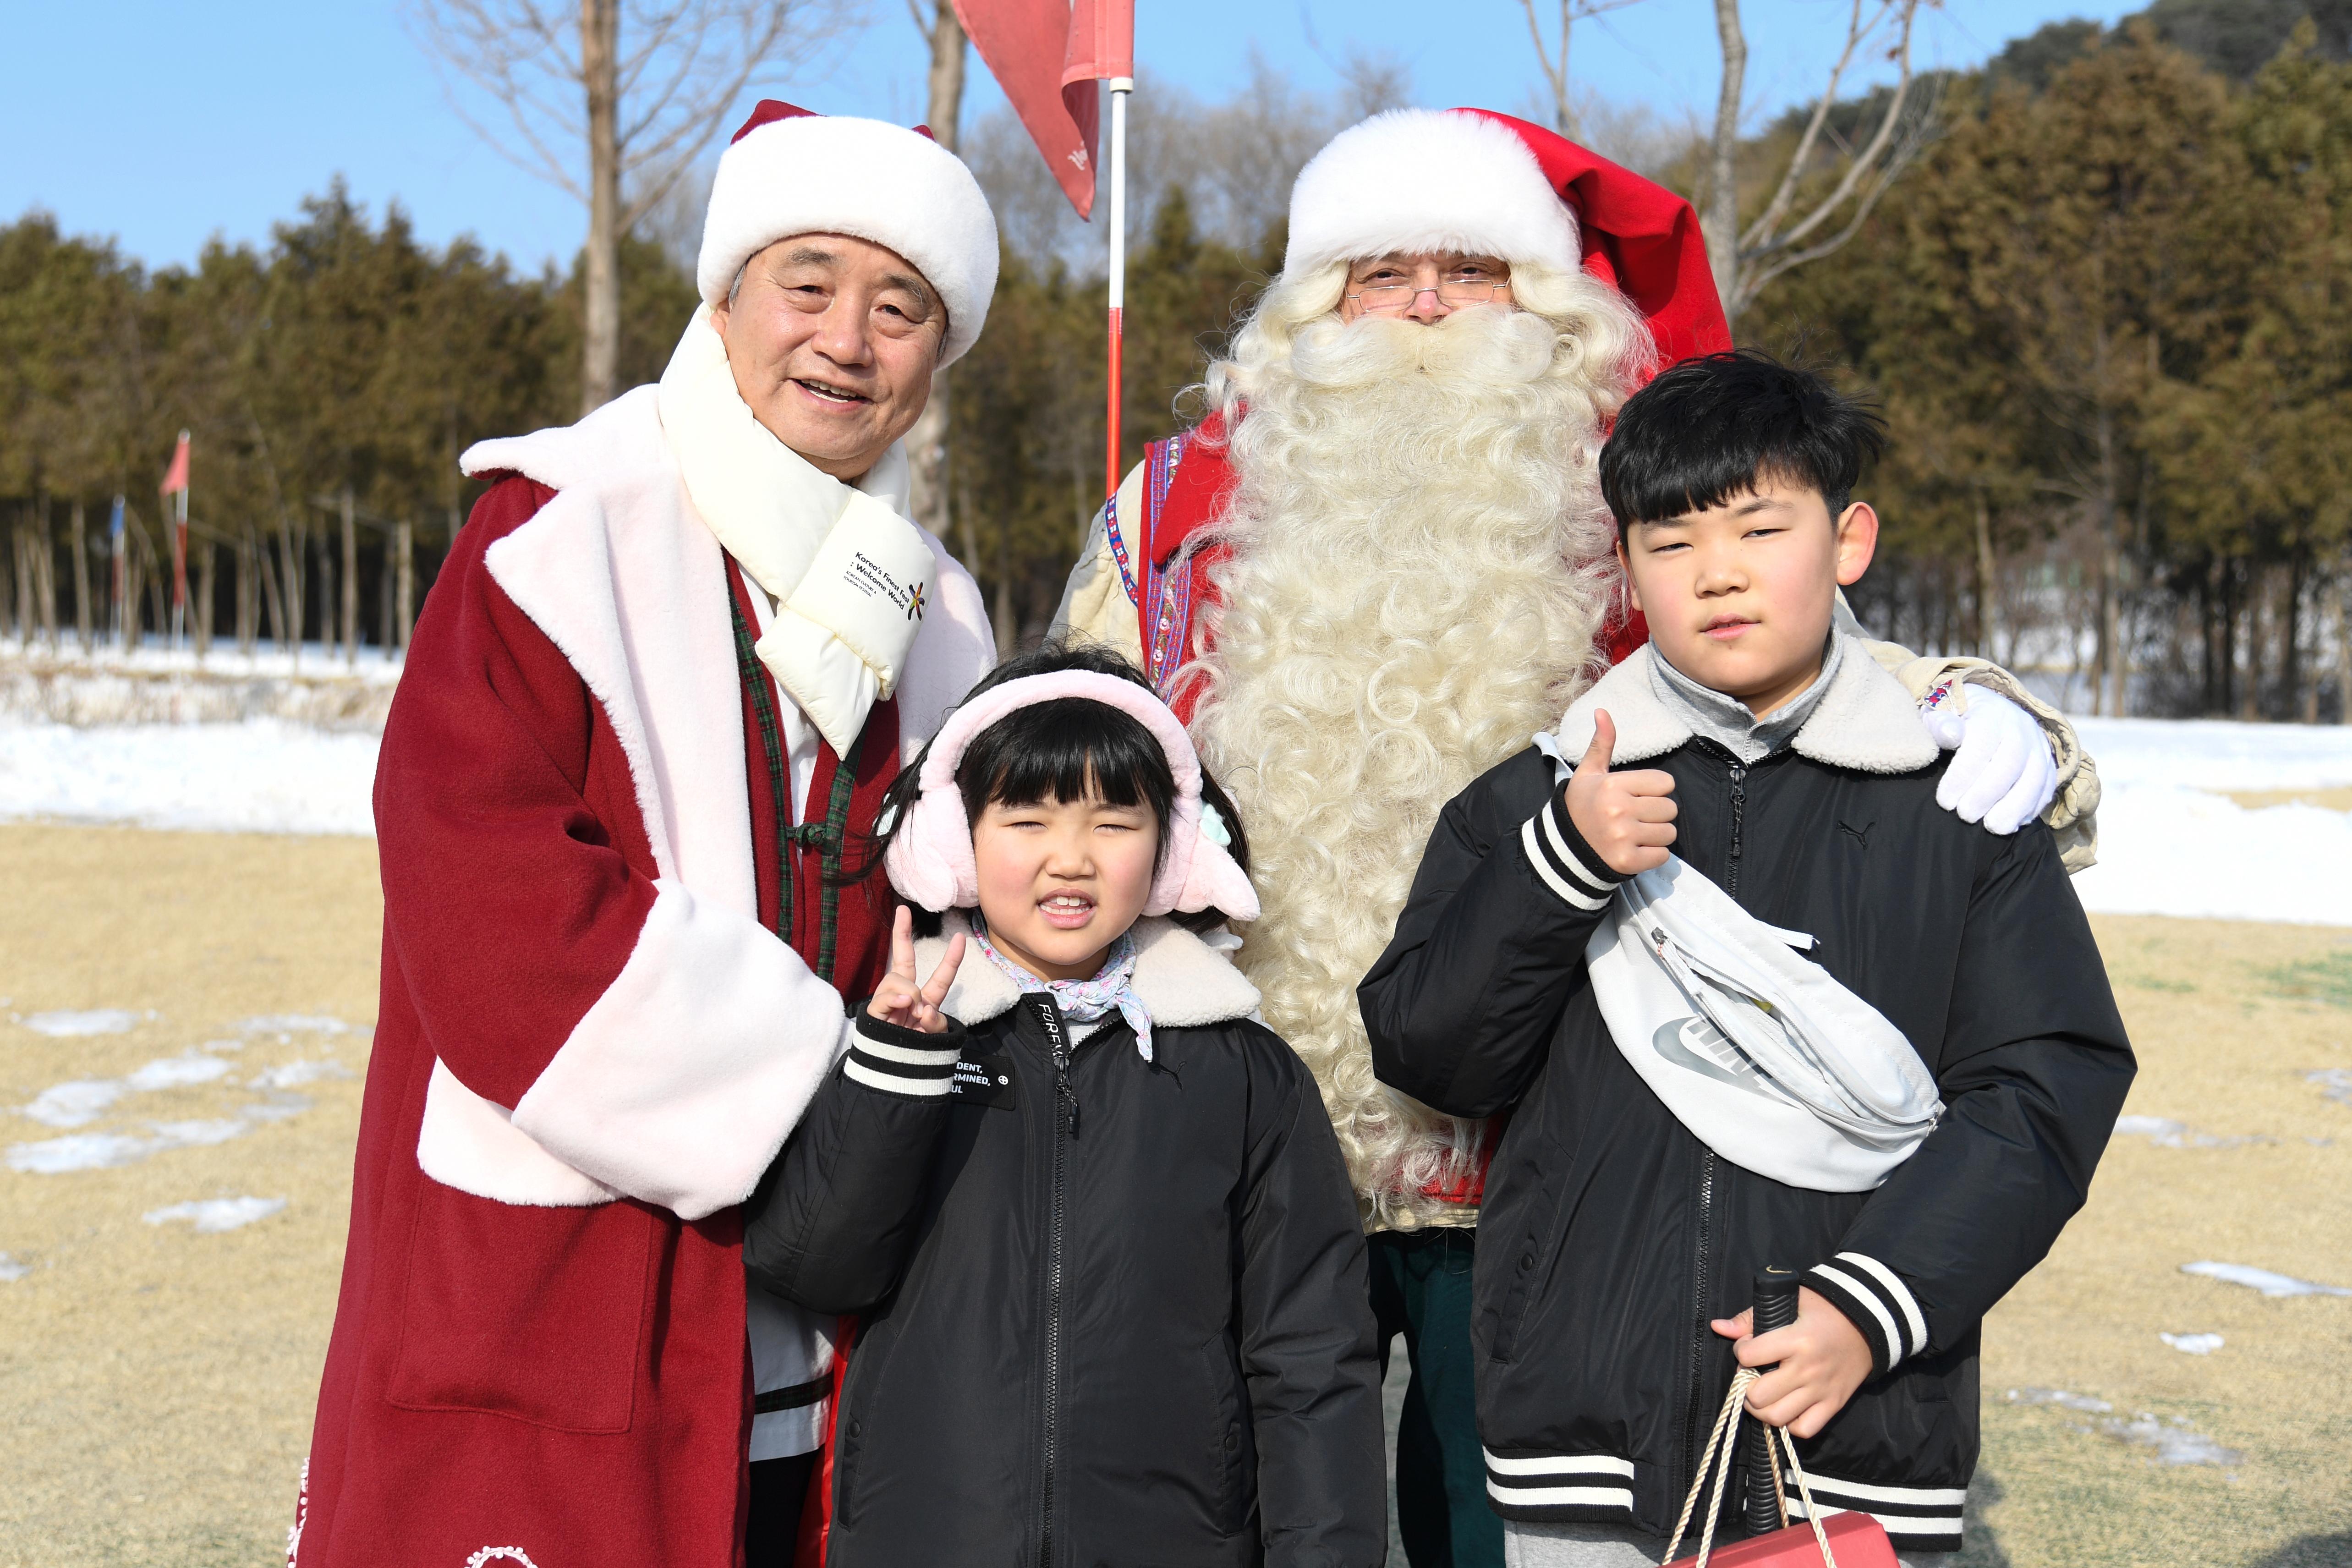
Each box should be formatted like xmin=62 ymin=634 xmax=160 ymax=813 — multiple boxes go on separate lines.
xmin=877 ymin=648 xmax=1260 ymax=932
xmin=739 ymin=643 xmax=1387 ymax=1568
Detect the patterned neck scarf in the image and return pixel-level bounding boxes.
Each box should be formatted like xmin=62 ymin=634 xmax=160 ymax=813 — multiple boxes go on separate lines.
xmin=972 ymin=923 xmax=1154 ymax=1062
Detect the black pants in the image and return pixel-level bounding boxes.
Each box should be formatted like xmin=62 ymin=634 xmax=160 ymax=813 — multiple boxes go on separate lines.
xmin=746 ymin=1452 xmax=817 ymax=1567
xmin=1370 ymin=1228 xmax=1503 ymax=1568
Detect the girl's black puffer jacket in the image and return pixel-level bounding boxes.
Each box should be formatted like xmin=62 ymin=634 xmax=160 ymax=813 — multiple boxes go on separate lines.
xmin=743 ymin=915 xmax=1388 ymax=1568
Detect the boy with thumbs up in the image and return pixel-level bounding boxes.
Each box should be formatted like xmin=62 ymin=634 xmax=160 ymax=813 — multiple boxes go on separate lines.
xmin=1360 ymin=351 xmax=2133 ymax=1565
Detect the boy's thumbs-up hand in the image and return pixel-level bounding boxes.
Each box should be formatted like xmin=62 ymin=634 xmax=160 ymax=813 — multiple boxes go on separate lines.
xmin=1564 ymin=710 xmax=1678 ymax=876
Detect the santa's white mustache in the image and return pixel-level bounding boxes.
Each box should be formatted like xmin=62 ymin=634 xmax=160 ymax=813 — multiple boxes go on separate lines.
xmin=1284 ymin=303 xmax=1562 ymax=391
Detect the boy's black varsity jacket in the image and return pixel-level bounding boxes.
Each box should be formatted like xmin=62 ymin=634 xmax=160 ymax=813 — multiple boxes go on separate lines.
xmin=743 ymin=914 xmax=1388 ymax=1568
xmin=1359 ymin=641 xmax=2133 ymax=1554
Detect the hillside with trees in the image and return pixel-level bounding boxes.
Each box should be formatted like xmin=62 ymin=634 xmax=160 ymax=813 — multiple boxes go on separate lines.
xmin=1 ymin=2 xmax=2347 ymax=717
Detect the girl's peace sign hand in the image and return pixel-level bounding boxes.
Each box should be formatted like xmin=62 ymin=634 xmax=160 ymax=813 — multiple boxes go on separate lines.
xmin=867 ymin=906 xmax=965 ymax=1034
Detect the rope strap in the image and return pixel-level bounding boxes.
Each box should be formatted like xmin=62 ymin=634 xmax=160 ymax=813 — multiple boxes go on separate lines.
xmin=1660 ymin=1368 xmax=1841 ymax=1568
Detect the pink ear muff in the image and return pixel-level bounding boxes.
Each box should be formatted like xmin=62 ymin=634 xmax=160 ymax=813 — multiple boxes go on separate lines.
xmin=882 ymin=671 xmax=1258 ymax=921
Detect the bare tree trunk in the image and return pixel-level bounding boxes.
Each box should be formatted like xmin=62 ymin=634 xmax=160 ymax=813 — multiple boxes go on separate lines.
xmin=2239 ymin=562 xmax=2261 ymax=720
xmin=905 ymin=2 xmax=967 ymax=539
xmin=127 ymin=507 xmax=165 ymax=651
xmin=992 ymin=488 xmax=1014 ymax=659
xmin=396 ymin=520 xmax=417 ymax=657
xmin=1705 ymin=0 xmax=1748 ymax=325
xmin=957 ymin=494 xmax=987 ymax=630
xmin=121 ymin=526 xmax=141 ymax=653
xmin=7 ymin=521 xmax=23 ymax=646
xmin=196 ymin=541 xmax=216 ymax=661
xmin=1973 ymin=491 xmax=1998 ymax=658
xmin=2100 ymin=547 xmax=2126 ymax=716
xmin=2290 ymin=553 xmax=2312 ymax=724
xmin=238 ymin=524 xmax=258 ymax=657
xmin=2337 ymin=568 xmax=2351 ymax=724
xmin=71 ymin=499 xmax=92 ymax=655
xmin=2089 ymin=389 xmax=2123 ymax=716
xmin=33 ymin=489 xmax=58 ymax=653
xmin=581 ymin=0 xmax=623 ymax=415
xmin=278 ymin=515 xmax=306 ymax=671
xmin=341 ymin=485 xmax=360 ymax=668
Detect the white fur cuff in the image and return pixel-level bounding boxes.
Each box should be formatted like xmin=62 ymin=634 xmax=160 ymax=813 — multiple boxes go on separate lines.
xmin=416 ymin=1058 xmax=619 ymax=1207
xmin=509 ymin=879 xmax=854 ymax=1221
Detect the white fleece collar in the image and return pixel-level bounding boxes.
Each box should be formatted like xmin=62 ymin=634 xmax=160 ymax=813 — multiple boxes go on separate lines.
xmin=916 ymin=912 xmax=1262 ymax=1033
xmin=655 ymin=310 xmax=934 ymax=754
xmin=1546 ymin=637 xmax=1937 ymax=775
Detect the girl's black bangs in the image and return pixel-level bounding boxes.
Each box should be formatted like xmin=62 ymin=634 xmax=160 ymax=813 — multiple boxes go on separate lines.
xmin=956 ymin=699 xmax=1175 ymax=821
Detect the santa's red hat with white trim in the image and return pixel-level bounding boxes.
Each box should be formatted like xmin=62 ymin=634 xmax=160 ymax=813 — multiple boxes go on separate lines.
xmin=698 ymin=101 xmax=1000 ymax=366
xmin=1282 ymin=107 xmax=1730 ymax=369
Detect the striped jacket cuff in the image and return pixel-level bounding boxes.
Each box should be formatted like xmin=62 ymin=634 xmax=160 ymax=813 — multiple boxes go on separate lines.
xmin=1782 ymin=1467 xmax=1967 ymax=1551
xmin=1519 ymin=791 xmax=1627 ymax=911
xmin=1481 ymin=1448 xmax=1636 ymax=1521
xmin=842 ymin=1013 xmax=965 ymax=1099
xmin=1803 ymin=1251 xmax=1931 ymax=1374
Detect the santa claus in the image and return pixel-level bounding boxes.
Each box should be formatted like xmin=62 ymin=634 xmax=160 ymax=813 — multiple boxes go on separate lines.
xmin=291 ymin=104 xmax=997 ymax=1568
xmin=1053 ymin=107 xmax=2095 ymax=1568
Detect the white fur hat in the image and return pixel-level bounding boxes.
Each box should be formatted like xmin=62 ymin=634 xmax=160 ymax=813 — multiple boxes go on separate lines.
xmin=1281 ymin=107 xmax=1582 ymax=282
xmin=697 ymin=102 xmax=1000 ymax=366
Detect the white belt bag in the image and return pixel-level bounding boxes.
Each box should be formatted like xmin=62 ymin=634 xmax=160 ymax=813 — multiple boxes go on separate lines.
xmin=1585 ymin=856 xmax=1943 ymax=1192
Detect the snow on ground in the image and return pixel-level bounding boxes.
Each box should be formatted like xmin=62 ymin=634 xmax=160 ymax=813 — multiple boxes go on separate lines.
xmin=6 ymin=1019 xmax=356 ymax=1173
xmin=2 ymin=702 xmax=2351 ymax=920
xmin=18 ymin=1053 xmax=236 ymax=1129
xmin=20 ymin=1009 xmax=141 ymax=1036
xmin=0 ymin=717 xmax=378 ymax=834
xmin=142 ymin=1196 xmax=288 ymax=1234
xmin=2 ymin=634 xmax=405 ymax=687
xmin=247 ymin=1059 xmax=354 ymax=1089
xmin=2064 ymin=717 xmax=2352 ymax=926
xmin=5 ymin=1111 xmax=291 ymax=1174
xmin=2002 ymin=1387 xmax=2241 ymax=1466
xmin=2180 ymin=1261 xmax=2352 ymax=1298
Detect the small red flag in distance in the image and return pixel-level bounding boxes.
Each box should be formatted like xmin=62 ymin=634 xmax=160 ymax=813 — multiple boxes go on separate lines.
xmin=159 ymin=432 xmax=191 ymax=497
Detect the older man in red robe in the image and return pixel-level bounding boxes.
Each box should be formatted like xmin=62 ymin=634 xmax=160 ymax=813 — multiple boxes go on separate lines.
xmin=292 ymin=104 xmax=997 ymax=1568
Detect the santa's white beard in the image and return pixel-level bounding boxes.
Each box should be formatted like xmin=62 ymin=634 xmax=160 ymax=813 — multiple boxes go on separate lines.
xmin=1184 ymin=305 xmax=1617 ymax=1227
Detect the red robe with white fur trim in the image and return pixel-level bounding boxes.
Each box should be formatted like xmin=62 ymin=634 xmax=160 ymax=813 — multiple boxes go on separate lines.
xmin=294 ymin=387 xmax=992 ymax=1568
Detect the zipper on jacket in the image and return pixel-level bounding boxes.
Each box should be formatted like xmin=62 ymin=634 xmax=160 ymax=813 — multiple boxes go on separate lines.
xmin=1726 ymin=760 xmax=1748 ymax=897
xmin=1680 ymin=1149 xmax=1718 ymax=1520
xmin=1026 ymin=995 xmax=1077 ymax=1568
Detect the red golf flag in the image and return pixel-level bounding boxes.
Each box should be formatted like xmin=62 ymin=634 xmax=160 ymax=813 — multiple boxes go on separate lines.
xmin=1062 ymin=0 xmax=1133 ymax=93
xmin=159 ymin=432 xmax=190 ymax=496
xmin=953 ymin=0 xmax=1132 ymax=218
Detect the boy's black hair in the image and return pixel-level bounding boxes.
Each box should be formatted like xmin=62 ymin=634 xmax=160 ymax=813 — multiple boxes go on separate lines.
xmin=846 ymin=640 xmax=1251 ymax=936
xmin=1599 ymin=348 xmax=1887 ymax=532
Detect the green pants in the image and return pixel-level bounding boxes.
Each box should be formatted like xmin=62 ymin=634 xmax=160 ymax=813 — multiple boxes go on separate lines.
xmin=1371 ymin=1228 xmax=1502 ymax=1568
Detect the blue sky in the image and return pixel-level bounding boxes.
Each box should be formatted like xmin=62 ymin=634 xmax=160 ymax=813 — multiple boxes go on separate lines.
xmin=1 ymin=0 xmax=2140 ymax=275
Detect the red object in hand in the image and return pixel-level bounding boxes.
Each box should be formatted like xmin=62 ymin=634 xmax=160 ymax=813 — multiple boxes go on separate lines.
xmin=1663 ymin=1510 xmax=1901 ymax=1568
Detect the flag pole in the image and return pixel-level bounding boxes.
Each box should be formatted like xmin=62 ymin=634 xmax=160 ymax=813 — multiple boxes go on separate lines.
xmin=110 ymin=495 xmax=126 ymax=652
xmin=168 ymin=430 xmax=190 ymax=650
xmin=1104 ymin=76 xmax=1131 ymax=502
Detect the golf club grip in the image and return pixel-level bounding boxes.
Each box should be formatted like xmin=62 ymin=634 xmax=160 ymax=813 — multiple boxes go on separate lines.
xmin=1741 ymin=1268 xmax=1804 ymax=1536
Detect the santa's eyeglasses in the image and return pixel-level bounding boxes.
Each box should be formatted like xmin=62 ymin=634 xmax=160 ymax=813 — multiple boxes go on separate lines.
xmin=1344 ymin=275 xmax=1511 ymax=314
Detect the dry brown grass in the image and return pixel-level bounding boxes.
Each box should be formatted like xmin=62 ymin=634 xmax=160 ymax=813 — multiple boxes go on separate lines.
xmin=0 ymin=824 xmax=378 ymax=1568
xmin=1 ymin=825 xmax=2348 ymax=1565
xmin=2220 ymin=788 xmax=2352 ymax=814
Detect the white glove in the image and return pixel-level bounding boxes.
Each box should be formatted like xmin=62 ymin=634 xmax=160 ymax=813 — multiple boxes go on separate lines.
xmin=1923 ymin=686 xmax=2057 ymax=834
